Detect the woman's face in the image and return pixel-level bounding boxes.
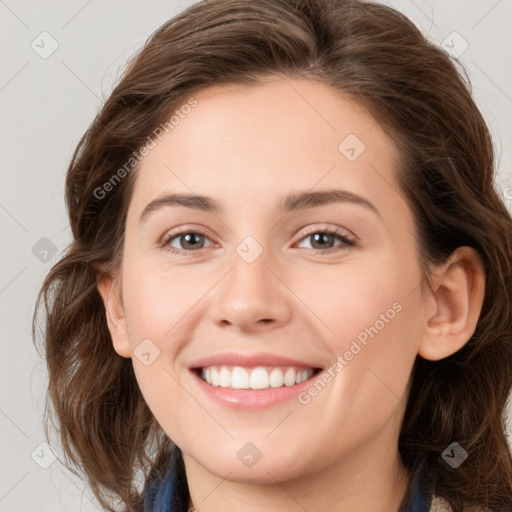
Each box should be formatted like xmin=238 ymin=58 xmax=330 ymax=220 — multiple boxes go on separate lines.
xmin=113 ymin=77 xmax=429 ymax=482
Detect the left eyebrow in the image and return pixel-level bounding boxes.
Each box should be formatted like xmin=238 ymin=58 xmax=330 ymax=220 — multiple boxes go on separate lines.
xmin=139 ymin=189 xmax=381 ymax=223
xmin=279 ymin=189 xmax=381 ymax=217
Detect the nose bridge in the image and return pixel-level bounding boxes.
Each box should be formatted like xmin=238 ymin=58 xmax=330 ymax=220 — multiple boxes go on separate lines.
xmin=229 ymin=219 xmax=274 ymax=286
xmin=228 ymin=234 xmax=275 ymax=305
xmin=211 ymin=233 xmax=290 ymax=329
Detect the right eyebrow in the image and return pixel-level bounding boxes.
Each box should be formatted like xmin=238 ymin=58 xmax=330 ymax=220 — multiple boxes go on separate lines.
xmin=140 ymin=193 xmax=220 ymax=223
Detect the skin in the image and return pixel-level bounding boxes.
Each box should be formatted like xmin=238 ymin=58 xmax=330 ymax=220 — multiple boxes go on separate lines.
xmin=98 ymin=76 xmax=485 ymax=511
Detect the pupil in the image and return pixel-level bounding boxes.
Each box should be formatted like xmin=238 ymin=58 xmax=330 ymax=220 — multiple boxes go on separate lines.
xmin=182 ymin=233 xmax=203 ymax=249
xmin=312 ymin=233 xmax=333 ymax=249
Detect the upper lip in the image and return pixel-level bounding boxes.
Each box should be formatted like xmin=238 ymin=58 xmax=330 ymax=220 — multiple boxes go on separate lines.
xmin=189 ymin=352 xmax=323 ymax=369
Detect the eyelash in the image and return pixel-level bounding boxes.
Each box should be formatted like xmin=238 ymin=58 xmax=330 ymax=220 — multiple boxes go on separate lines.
xmin=161 ymin=226 xmax=358 ymax=256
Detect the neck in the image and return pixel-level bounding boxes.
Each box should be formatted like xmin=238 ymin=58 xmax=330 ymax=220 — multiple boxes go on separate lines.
xmin=183 ymin=433 xmax=410 ymax=512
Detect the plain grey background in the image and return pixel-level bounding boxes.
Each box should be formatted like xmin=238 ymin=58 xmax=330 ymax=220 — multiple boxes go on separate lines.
xmin=1 ymin=0 xmax=511 ymax=510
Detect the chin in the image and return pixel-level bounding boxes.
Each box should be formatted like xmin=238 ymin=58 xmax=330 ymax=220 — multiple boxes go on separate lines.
xmin=187 ymin=445 xmax=313 ymax=484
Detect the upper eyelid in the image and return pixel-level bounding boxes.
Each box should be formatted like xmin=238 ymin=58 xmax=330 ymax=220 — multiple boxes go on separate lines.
xmin=296 ymin=224 xmax=356 ymax=241
xmin=162 ymin=224 xmax=357 ymax=248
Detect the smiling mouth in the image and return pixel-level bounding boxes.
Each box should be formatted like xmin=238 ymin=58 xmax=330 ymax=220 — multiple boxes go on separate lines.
xmin=193 ymin=365 xmax=322 ymax=390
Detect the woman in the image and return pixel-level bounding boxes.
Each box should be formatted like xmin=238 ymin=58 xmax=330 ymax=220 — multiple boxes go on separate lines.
xmin=33 ymin=0 xmax=512 ymax=510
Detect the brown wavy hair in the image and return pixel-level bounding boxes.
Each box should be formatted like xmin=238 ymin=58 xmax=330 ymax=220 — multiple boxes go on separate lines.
xmin=33 ymin=0 xmax=512 ymax=510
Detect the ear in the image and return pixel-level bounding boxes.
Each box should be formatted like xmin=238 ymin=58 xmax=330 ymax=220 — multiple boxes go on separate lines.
xmin=418 ymin=246 xmax=486 ymax=361
xmin=96 ymin=267 xmax=132 ymax=358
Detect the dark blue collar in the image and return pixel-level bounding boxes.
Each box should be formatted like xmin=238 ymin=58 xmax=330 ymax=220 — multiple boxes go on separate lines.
xmin=143 ymin=452 xmax=188 ymax=512
xmin=399 ymin=467 xmax=433 ymax=512
xmin=143 ymin=453 xmax=432 ymax=512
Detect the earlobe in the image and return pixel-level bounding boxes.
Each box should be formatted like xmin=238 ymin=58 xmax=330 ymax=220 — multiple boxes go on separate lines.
xmin=96 ymin=270 xmax=132 ymax=359
xmin=418 ymin=247 xmax=486 ymax=361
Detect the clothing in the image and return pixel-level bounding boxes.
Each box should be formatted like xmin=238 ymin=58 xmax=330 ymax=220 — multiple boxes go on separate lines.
xmin=143 ymin=454 xmax=187 ymax=512
xmin=398 ymin=467 xmax=433 ymax=512
xmin=143 ymin=453 xmax=435 ymax=512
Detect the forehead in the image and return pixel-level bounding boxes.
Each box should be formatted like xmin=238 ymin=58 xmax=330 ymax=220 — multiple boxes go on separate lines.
xmin=127 ymin=77 xmax=406 ymax=223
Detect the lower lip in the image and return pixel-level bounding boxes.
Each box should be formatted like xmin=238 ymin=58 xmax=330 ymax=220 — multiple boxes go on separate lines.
xmin=190 ymin=370 xmax=319 ymax=409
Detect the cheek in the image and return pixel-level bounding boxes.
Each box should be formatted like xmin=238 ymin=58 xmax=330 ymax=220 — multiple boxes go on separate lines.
xmin=314 ymin=252 xmax=421 ymax=404
xmin=121 ymin=256 xmax=208 ymax=342
xmin=311 ymin=252 xmax=415 ymax=345
xmin=120 ymin=259 xmax=200 ymax=438
xmin=124 ymin=279 xmax=175 ymax=338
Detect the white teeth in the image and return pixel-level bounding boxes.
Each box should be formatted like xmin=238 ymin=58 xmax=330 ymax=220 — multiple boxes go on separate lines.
xmin=231 ymin=367 xmax=250 ymax=389
xmin=219 ymin=366 xmax=231 ymax=387
xmin=199 ymin=366 xmax=315 ymax=390
xmin=210 ymin=367 xmax=220 ymax=387
xmin=283 ymin=368 xmax=296 ymax=387
xmin=250 ymin=367 xmax=269 ymax=389
xmin=269 ymin=368 xmax=284 ymax=388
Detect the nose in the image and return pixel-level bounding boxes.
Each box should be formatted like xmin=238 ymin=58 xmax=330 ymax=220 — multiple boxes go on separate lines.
xmin=209 ymin=245 xmax=292 ymax=333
